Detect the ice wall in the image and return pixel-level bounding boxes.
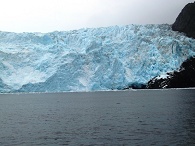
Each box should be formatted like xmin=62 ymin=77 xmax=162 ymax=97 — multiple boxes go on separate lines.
xmin=0 ymin=24 xmax=195 ymax=92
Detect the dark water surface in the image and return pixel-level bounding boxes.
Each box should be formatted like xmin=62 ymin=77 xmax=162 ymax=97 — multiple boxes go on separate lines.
xmin=0 ymin=89 xmax=195 ymax=146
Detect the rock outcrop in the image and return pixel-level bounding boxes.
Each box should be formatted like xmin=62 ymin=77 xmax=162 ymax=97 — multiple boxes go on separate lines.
xmin=172 ymin=2 xmax=195 ymax=39
xmin=146 ymin=56 xmax=195 ymax=89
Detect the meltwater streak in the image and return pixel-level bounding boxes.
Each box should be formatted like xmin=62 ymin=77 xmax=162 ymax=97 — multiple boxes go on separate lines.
xmin=0 ymin=89 xmax=195 ymax=145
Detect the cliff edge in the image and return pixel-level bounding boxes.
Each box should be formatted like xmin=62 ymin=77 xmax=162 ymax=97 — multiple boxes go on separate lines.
xmin=172 ymin=2 xmax=195 ymax=39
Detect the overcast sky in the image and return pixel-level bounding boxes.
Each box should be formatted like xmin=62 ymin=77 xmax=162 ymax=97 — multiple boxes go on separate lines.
xmin=0 ymin=0 xmax=194 ymax=33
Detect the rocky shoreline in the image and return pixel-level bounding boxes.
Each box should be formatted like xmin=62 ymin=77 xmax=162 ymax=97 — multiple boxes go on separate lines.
xmin=146 ymin=56 xmax=195 ymax=89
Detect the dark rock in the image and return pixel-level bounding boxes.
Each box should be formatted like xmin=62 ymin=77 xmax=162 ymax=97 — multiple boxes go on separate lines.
xmin=146 ymin=77 xmax=169 ymax=89
xmin=172 ymin=2 xmax=195 ymax=39
xmin=123 ymin=83 xmax=146 ymax=90
xmin=131 ymin=83 xmax=146 ymax=89
xmin=146 ymin=56 xmax=195 ymax=89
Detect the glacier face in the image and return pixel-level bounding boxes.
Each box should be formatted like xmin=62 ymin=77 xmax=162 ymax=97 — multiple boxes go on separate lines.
xmin=0 ymin=24 xmax=195 ymax=93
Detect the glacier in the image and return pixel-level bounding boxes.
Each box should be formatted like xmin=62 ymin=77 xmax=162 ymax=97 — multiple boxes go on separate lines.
xmin=0 ymin=24 xmax=195 ymax=93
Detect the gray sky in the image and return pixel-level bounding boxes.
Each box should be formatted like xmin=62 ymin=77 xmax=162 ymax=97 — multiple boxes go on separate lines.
xmin=0 ymin=0 xmax=194 ymax=33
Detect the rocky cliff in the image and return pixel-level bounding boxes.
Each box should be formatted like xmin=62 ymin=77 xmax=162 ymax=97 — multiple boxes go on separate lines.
xmin=146 ymin=56 xmax=195 ymax=89
xmin=172 ymin=2 xmax=195 ymax=39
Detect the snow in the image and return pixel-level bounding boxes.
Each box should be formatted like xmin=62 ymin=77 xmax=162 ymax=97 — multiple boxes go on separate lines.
xmin=0 ymin=24 xmax=195 ymax=93
xmin=156 ymin=74 xmax=170 ymax=80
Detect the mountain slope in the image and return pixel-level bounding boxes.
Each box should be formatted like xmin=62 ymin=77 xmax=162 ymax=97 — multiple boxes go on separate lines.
xmin=172 ymin=2 xmax=195 ymax=39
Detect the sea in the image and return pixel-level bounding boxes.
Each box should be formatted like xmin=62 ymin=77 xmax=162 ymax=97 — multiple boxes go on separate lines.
xmin=0 ymin=89 xmax=195 ymax=146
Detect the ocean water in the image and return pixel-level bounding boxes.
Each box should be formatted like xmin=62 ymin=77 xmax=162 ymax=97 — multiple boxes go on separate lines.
xmin=0 ymin=89 xmax=195 ymax=145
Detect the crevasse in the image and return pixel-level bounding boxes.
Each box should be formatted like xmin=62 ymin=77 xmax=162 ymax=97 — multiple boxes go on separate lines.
xmin=0 ymin=24 xmax=195 ymax=93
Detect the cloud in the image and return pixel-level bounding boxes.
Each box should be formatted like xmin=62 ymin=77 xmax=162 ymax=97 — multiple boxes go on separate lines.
xmin=0 ymin=0 xmax=194 ymax=32
xmin=87 ymin=0 xmax=195 ymax=25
